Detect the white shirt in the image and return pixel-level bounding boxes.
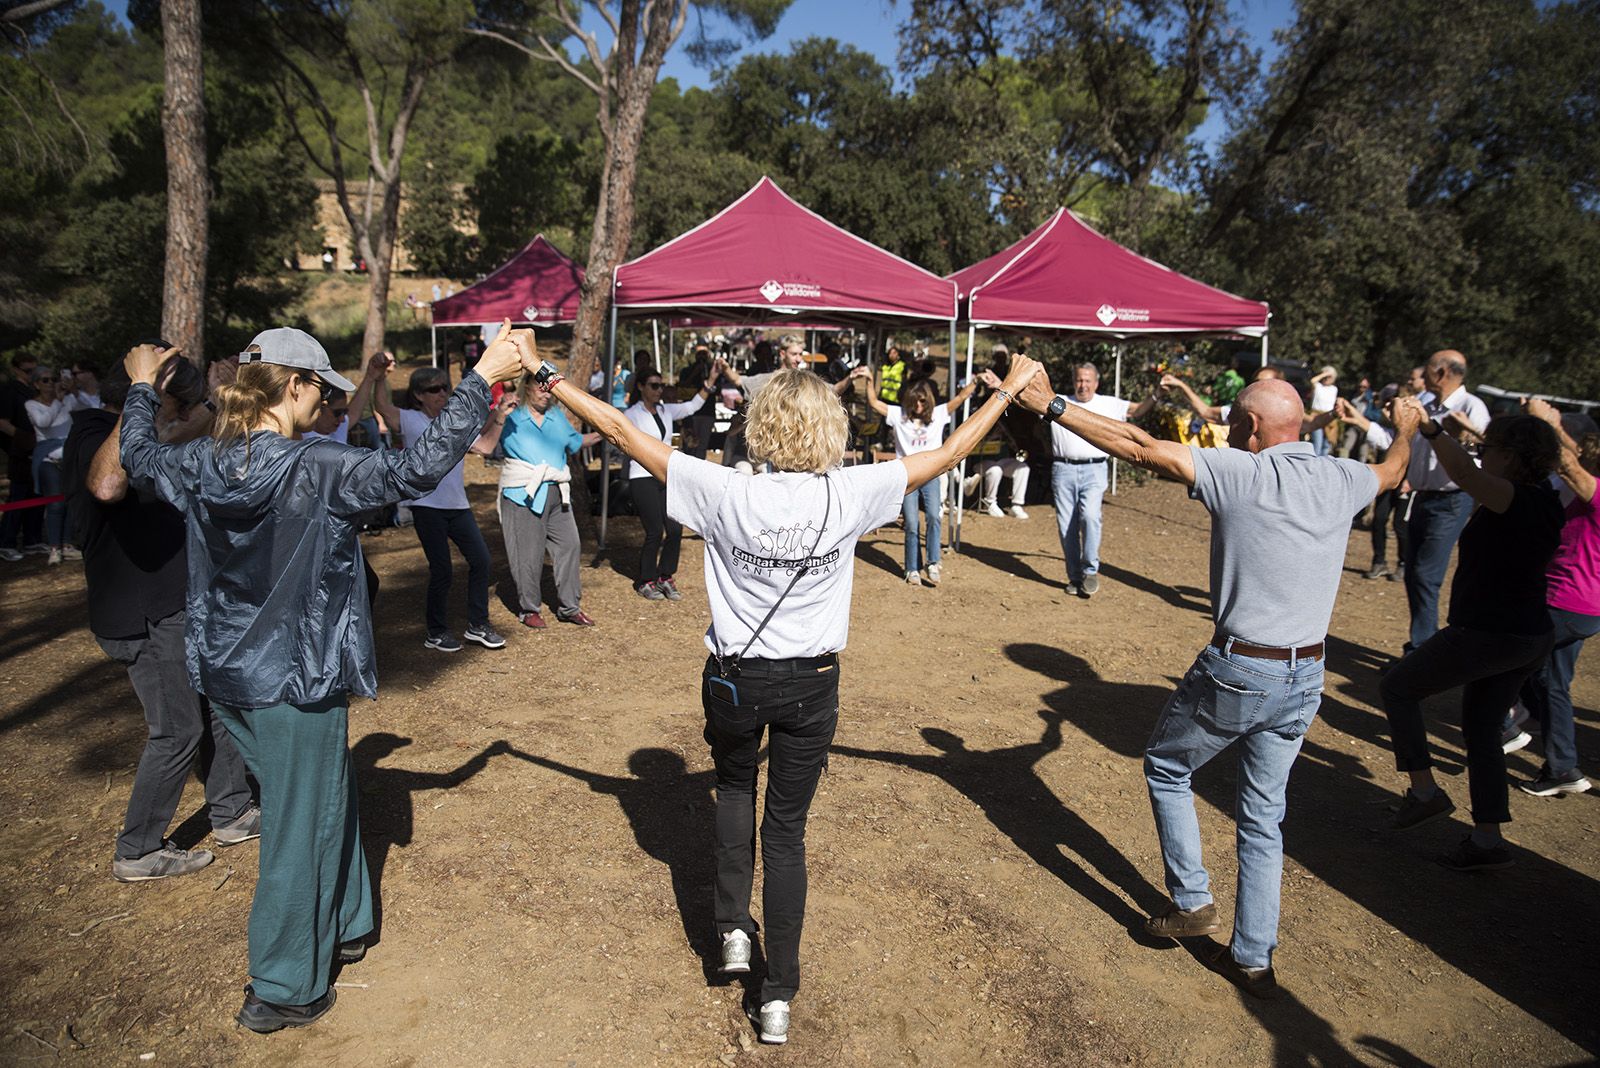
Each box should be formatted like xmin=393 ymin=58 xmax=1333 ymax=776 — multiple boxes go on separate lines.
xmin=666 ymin=451 xmax=907 ymax=659
xmin=75 ymin=389 xmax=101 ymax=410
xmin=1310 ymin=382 xmax=1337 ymax=412
xmin=623 ymin=394 xmax=706 ymax=480
xmin=25 ymin=393 xmax=83 ymax=441
xmin=884 ymin=404 xmax=950 ymax=458
xmin=1052 ymin=393 xmax=1131 ymax=460
xmin=303 ymin=416 xmax=350 ymax=445
xmin=398 ymin=407 xmax=469 ymax=509
xmin=1407 ymin=385 xmax=1490 ymax=491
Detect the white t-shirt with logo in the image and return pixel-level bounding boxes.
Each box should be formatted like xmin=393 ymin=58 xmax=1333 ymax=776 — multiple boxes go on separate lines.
xmin=399 ymin=407 xmax=469 ymax=509
xmin=884 ymin=404 xmax=950 ymax=458
xmin=1051 ymin=393 xmax=1131 ymax=460
xmin=667 ymin=451 xmax=908 ymax=659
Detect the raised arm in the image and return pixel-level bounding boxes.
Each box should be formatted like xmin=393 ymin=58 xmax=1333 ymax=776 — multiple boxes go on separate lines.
xmin=1021 ymin=371 xmax=1196 ymax=485
xmin=1128 ymin=389 xmax=1159 ymax=422
xmin=901 ymin=357 xmax=1043 ymax=492
xmin=1417 ymin=400 xmax=1512 ymax=512
xmin=1160 ymin=374 xmax=1222 ymax=423
xmin=1525 ymin=397 xmax=1596 ymax=503
xmin=469 ymin=391 xmax=517 ymax=456
xmin=943 ymin=377 xmax=979 ymax=414
xmin=368 ymin=355 xmax=402 ymax=440
xmin=852 ymin=367 xmax=888 ymax=416
xmin=87 ymin=417 xmax=129 ymax=503
xmin=1366 ymin=397 xmax=1419 ymax=493
xmin=527 ymin=344 xmax=672 ymax=482
xmin=118 ymin=343 xmax=194 ymax=510
xmin=347 ymin=351 xmax=389 ymax=428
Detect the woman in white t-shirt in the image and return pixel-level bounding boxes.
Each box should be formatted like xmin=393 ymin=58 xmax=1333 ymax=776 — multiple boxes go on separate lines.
xmin=859 ymin=373 xmax=984 ymax=586
xmin=1309 ymin=366 xmax=1339 ymax=457
xmin=526 ymin=343 xmax=1041 ymax=1045
xmin=373 ymin=366 xmax=511 ymax=652
xmin=24 ymin=366 xmax=86 ymax=564
xmin=622 ymin=363 xmax=719 ymax=601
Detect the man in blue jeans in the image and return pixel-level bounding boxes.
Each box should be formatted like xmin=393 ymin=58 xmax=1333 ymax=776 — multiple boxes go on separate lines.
xmin=1019 ymin=371 xmax=1418 ymax=997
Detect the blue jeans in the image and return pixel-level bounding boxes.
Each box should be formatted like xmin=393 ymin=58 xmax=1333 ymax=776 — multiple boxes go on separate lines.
xmin=1052 ymin=460 xmax=1108 ymax=582
xmin=901 ymin=480 xmax=941 ymax=573
xmin=33 ymin=437 xmax=66 ymax=547
xmin=1144 ymin=643 xmax=1324 ymax=969
xmin=1518 ymin=607 xmax=1600 ymax=777
xmin=1402 ymin=490 xmax=1474 ymax=649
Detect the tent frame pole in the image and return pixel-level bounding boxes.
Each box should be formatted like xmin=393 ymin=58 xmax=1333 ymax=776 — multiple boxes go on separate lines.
xmin=954 ymin=323 xmax=975 ymax=550
xmin=1261 ymin=333 xmax=1269 ymax=368
xmin=652 ymin=319 xmax=661 ymax=374
xmin=599 ymin=304 xmax=619 ymax=550
xmin=1111 ymin=344 xmax=1123 ymax=496
xmin=430 ymin=324 xmax=437 ymax=369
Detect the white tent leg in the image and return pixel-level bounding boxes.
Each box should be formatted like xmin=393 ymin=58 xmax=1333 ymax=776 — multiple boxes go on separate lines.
xmin=652 ymin=319 xmax=661 ymax=374
xmin=430 ymin=324 xmax=437 ymax=369
xmin=1261 ymin=333 xmax=1269 ymax=368
xmin=954 ymin=323 xmax=976 ymax=551
xmin=1111 ymin=345 xmax=1122 ymax=496
xmin=944 ymin=320 xmax=958 ymax=552
xmin=599 ymin=305 xmax=618 ymax=550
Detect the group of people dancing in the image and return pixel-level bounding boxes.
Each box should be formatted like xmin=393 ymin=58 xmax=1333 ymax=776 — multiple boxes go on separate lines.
xmin=42 ymin=320 xmax=1597 ymax=1046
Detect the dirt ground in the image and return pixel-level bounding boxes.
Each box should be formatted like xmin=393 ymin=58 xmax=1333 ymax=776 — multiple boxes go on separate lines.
xmin=2 ymin=470 xmax=1597 ymax=1067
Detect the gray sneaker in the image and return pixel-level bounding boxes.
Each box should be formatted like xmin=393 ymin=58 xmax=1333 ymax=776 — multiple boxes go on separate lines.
xmin=719 ymin=929 xmax=751 ymax=974
xmin=1081 ymin=574 xmax=1100 ymax=596
xmin=424 ymin=633 xmax=463 ymax=653
xmin=112 ymin=841 xmax=215 ymax=882
xmin=214 ymin=804 xmax=262 ymax=846
xmin=463 ymin=624 xmax=506 ymax=649
xmin=636 ymin=581 xmax=667 ymax=601
xmin=751 ymin=999 xmax=789 ymax=1044
xmin=655 ymin=577 xmax=683 ymax=601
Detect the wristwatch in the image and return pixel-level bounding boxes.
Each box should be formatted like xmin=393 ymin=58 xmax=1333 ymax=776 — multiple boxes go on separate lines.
xmin=533 ymin=360 xmax=563 ymax=389
xmin=1046 ymin=395 xmax=1067 ymax=419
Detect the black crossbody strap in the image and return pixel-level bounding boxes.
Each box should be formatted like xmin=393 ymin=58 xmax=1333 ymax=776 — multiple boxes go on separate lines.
xmin=732 ymin=474 xmax=831 ymax=667
xmin=650 ymin=410 xmax=668 ymax=439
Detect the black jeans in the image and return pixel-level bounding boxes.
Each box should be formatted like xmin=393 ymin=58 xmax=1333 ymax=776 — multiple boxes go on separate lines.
xmin=411 ymin=506 xmax=491 ymax=636
xmin=1380 ymin=625 xmax=1554 ymax=824
xmin=632 ymin=476 xmax=681 ymax=583
xmin=1369 ymin=488 xmax=1411 ymax=566
xmin=702 ymin=654 xmax=839 ymax=1004
xmin=97 ymin=610 xmax=252 ymax=859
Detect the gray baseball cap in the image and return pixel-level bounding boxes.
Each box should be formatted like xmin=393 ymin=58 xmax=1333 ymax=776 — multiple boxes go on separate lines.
xmin=240 ymin=328 xmax=357 ymax=391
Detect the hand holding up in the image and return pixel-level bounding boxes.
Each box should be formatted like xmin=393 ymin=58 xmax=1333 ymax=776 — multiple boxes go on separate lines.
xmin=1391 ymin=396 xmax=1424 ymax=438
xmin=125 ymin=343 xmax=180 ymax=386
xmin=1002 ymin=356 xmax=1048 ymax=411
xmin=472 ymin=319 xmax=531 ymax=383
xmin=977 ymin=368 xmax=1003 ymax=390
xmin=364 ymin=351 xmax=394 ymax=382
xmin=1522 ymin=396 xmax=1560 ymax=427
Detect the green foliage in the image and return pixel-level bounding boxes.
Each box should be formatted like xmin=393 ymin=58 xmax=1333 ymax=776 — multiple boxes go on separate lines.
xmin=403 ymin=156 xmax=476 ymax=275
xmin=470 ymin=130 xmax=590 ymax=263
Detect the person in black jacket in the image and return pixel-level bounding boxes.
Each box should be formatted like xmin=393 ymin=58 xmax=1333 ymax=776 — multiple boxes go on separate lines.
xmin=118 ymin=323 xmax=529 ymax=1034
xmin=64 ymin=358 xmax=257 ymax=883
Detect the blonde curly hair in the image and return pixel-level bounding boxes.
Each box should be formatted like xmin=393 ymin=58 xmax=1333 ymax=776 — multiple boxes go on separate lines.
xmin=743 ymin=370 xmax=848 ymax=474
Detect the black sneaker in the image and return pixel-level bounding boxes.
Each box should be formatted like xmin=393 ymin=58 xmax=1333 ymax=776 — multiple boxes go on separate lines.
xmin=236 ymin=984 xmax=336 ymax=1033
xmin=1391 ymin=788 xmax=1455 ymax=830
xmin=1389 ymin=564 xmax=1406 ymax=583
xmin=339 ymin=939 xmax=368 ymax=964
xmin=464 ymin=624 xmax=506 ymax=649
xmin=1520 ymin=768 xmax=1591 ymax=797
xmin=424 ymin=633 xmax=463 ymax=653
xmin=1438 ymin=835 xmax=1513 ymax=872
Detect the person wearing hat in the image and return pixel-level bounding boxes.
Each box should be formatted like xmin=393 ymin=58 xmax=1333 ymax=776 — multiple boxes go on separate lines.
xmin=1308 ymin=366 xmax=1339 ymax=457
xmin=117 ymin=323 xmax=530 ymax=1033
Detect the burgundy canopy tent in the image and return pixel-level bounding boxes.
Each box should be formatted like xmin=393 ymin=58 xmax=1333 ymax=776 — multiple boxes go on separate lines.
xmin=596 ymin=177 xmax=960 ymax=546
xmin=946 ymin=208 xmax=1270 ymax=544
xmin=428 ymin=234 xmax=584 ymax=366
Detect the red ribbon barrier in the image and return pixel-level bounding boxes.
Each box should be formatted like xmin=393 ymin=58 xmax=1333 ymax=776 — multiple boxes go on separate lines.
xmin=0 ymin=494 xmax=65 ymax=513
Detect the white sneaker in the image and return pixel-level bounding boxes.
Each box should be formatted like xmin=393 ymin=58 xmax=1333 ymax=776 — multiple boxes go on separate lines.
xmin=926 ymin=562 xmax=941 ymax=586
xmin=1008 ymin=505 xmax=1029 ymax=519
xmin=0 ymin=548 xmax=22 ymax=562
xmin=905 ymin=570 xmax=920 ymax=585
xmin=984 ymin=502 xmax=1005 ymax=518
xmin=60 ymin=545 xmax=82 ymax=560
xmin=46 ymin=547 xmax=62 ymax=566
xmin=719 ymin=929 xmax=751 ymax=974
xmin=752 ymin=1000 xmax=789 ymax=1044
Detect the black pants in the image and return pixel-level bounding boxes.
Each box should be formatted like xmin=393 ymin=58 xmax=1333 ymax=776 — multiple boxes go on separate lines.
xmin=0 ymin=449 xmax=42 ymax=548
xmin=702 ymin=654 xmax=839 ymax=1004
xmin=411 ymin=506 xmax=491 ymax=637
xmin=631 ymin=476 xmax=681 ymax=583
xmin=1369 ymin=488 xmax=1411 ymax=565
xmin=1380 ymin=625 xmax=1553 ymax=824
xmin=97 ymin=610 xmax=252 ymax=859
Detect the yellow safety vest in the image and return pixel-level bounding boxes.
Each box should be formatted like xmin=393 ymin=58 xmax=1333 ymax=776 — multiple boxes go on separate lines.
xmin=879 ymin=360 xmax=905 ymax=404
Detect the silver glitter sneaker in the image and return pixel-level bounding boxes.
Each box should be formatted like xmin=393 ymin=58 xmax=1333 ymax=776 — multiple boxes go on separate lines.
xmin=719 ymin=929 xmax=751 ymax=974
xmin=752 ymin=999 xmax=789 ymax=1044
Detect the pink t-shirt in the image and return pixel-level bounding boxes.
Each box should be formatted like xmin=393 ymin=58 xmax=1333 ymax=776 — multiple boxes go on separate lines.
xmin=1547 ymin=495 xmax=1600 ymax=616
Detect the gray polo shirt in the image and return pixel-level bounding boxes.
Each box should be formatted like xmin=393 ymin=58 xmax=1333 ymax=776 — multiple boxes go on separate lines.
xmin=1189 ymin=442 xmax=1377 ymax=648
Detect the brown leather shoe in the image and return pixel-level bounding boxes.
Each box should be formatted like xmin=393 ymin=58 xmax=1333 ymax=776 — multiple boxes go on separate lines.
xmin=1208 ymin=945 xmax=1278 ymax=999
xmin=1143 ymin=900 xmax=1220 ymax=938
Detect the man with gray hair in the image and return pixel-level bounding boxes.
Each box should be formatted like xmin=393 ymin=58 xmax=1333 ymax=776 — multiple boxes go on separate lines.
xmin=1048 ymin=362 xmax=1156 ymax=595
xmin=1017 ymin=369 xmax=1418 ymax=996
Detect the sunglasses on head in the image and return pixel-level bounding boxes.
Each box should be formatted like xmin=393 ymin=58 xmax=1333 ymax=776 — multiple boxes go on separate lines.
xmin=417 ymin=384 xmax=449 ymax=395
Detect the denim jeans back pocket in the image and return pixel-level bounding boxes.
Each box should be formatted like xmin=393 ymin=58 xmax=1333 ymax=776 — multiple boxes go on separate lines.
xmin=1199 ymin=670 xmax=1268 ymax=732
xmin=1277 ymin=685 xmax=1323 ymax=739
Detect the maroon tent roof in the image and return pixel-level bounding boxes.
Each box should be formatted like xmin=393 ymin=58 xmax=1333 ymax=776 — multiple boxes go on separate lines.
xmin=613 ymin=177 xmax=957 ymax=326
xmin=431 ymin=234 xmax=584 ymax=326
xmin=949 ymin=208 xmax=1268 ymax=338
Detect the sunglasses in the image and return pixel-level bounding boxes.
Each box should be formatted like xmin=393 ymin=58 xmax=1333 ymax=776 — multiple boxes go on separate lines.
xmin=301 ymin=376 xmax=335 ymax=399
xmin=327 ymin=406 xmax=350 ymax=417
xmin=642 ymin=380 xmax=665 ymax=389
xmin=417 ymin=384 xmax=449 ymax=395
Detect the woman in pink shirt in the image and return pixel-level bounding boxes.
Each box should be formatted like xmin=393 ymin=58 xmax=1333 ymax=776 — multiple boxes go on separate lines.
xmin=1517 ymin=399 xmax=1600 ymax=796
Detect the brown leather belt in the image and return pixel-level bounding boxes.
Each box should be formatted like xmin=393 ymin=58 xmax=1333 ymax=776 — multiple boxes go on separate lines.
xmin=1211 ymin=634 xmax=1325 ymax=662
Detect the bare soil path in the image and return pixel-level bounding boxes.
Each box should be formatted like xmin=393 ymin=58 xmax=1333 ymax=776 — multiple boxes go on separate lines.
xmin=3 ymin=474 xmax=1596 ymax=1066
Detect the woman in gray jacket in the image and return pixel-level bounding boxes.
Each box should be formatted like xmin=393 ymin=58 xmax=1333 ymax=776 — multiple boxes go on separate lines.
xmin=119 ymin=323 xmax=528 ymax=1033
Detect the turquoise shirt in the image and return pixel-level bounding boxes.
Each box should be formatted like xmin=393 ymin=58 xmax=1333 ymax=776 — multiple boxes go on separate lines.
xmin=501 ymin=406 xmax=583 ymax=512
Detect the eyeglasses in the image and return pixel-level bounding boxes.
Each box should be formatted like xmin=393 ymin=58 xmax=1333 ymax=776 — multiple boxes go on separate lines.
xmin=327 ymin=406 xmax=350 ymax=418
xmin=301 ymin=376 xmax=334 ymax=399
xmin=642 ymin=381 xmax=664 ymax=390
xmin=417 ymin=384 xmax=448 ymax=395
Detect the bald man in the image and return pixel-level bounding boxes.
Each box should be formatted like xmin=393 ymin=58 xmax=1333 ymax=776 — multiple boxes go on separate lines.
xmin=1018 ymin=372 xmax=1419 ymax=998
xmin=1397 ymin=350 xmax=1490 ymax=651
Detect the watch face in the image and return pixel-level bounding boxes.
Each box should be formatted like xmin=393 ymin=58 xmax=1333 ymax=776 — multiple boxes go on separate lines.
xmin=1048 ymin=396 xmax=1066 ymax=416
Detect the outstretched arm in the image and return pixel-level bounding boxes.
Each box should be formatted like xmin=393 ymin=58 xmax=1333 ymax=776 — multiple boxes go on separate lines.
xmin=470 ymin=392 xmax=516 ymax=456
xmin=943 ymin=378 xmax=979 ymax=414
xmin=1159 ymin=374 xmax=1222 ymax=423
xmin=901 ymin=357 xmax=1044 ymax=492
xmin=1525 ymin=397 xmax=1595 ymax=502
xmin=1366 ymin=398 xmax=1419 ymax=493
xmin=851 ymin=368 xmax=888 ymax=416
xmin=1416 ymin=399 xmax=1511 ymax=511
xmin=529 ymin=345 xmax=672 ymax=483
xmin=1022 ymin=371 xmax=1195 ymax=486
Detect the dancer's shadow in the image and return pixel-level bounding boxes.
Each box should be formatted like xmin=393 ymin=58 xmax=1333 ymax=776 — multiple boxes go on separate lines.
xmin=502 ymin=745 xmax=749 ymax=985
xmin=1096 ymin=562 xmax=1211 ymax=615
xmin=853 ymin=535 xmax=902 ymax=578
xmin=954 ymin=540 xmax=1067 ymax=589
xmin=833 ymin=709 xmax=1168 ymax=939
xmin=353 ymin=733 xmax=507 ymax=938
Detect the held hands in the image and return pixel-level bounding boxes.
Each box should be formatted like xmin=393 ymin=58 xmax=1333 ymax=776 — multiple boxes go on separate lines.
xmin=493 ymin=392 xmax=519 ymax=420
xmin=977 ymin=368 xmax=1003 ymax=390
xmin=474 ymin=319 xmax=535 ymax=383
xmin=1391 ymin=396 xmax=1425 ymax=437
xmin=125 ymin=343 xmax=180 ymax=386
xmin=1159 ymin=372 xmax=1184 ymax=392
xmin=365 ymin=351 xmax=395 ymax=382
xmin=1521 ymin=396 xmax=1560 ymax=427
xmin=1002 ymin=356 xmax=1050 ymax=413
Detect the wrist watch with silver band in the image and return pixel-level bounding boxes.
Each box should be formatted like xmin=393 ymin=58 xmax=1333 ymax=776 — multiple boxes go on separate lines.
xmin=1046 ymin=394 xmax=1067 ymax=419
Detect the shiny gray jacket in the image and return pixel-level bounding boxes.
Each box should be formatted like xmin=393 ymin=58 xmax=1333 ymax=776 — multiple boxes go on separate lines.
xmin=120 ymin=373 xmax=492 ymax=708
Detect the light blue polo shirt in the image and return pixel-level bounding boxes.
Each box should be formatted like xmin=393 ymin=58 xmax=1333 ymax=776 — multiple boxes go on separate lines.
xmin=501 ymin=406 xmax=583 ymax=513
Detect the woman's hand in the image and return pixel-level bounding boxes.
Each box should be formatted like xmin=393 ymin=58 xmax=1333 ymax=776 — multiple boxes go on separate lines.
xmin=1522 ymin=396 xmax=1561 ymax=427
xmin=1001 ymin=355 xmax=1044 ymax=402
xmin=474 ymin=319 xmax=529 ymax=383
xmin=125 ymin=343 xmax=180 ymax=386
xmin=978 ymin=368 xmax=1003 ymax=390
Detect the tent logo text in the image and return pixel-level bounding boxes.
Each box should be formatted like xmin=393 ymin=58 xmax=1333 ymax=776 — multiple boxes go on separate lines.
xmin=759 ymin=280 xmax=823 ymax=303
xmin=1096 ymin=303 xmax=1151 ymax=326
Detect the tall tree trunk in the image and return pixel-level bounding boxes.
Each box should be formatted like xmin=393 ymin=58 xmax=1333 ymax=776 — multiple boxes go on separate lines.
xmin=160 ymin=0 xmax=207 ymax=364
xmin=361 ymin=175 xmax=403 ymax=359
